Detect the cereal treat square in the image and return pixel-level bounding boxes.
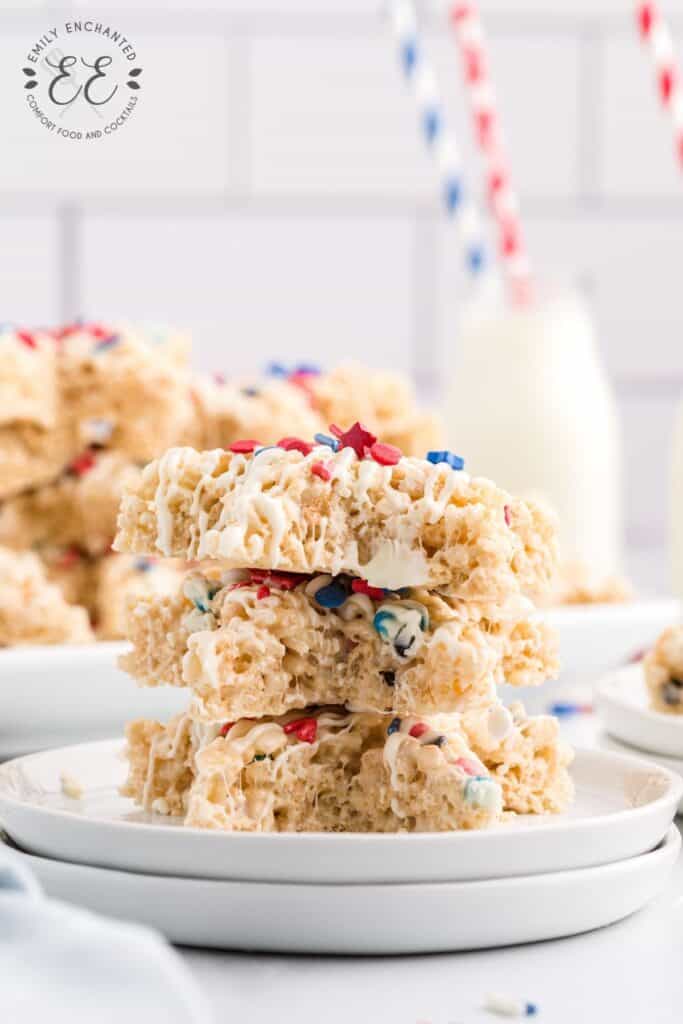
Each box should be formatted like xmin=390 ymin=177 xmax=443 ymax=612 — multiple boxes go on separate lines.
xmin=0 ymin=420 xmax=77 ymax=502
xmin=542 ymin=558 xmax=634 ymax=607
xmin=0 ymin=546 xmax=93 ymax=645
xmin=94 ymin=553 xmax=185 ymax=641
xmin=461 ymin=701 xmax=574 ymax=814
xmin=122 ymin=707 xmax=504 ymax=832
xmin=120 ymin=568 xmax=558 ymax=719
xmin=39 ymin=545 xmax=99 ymax=615
xmin=644 ymin=625 xmax=683 ymax=715
xmin=190 ymin=375 xmax=322 ymax=451
xmin=0 ymin=327 xmax=58 ymax=429
xmin=310 ymin=362 xmax=443 ymax=457
xmin=57 ymin=322 xmax=194 ymax=461
xmin=114 ymin=435 xmax=557 ymax=599
xmin=0 ymin=451 xmax=142 ymax=557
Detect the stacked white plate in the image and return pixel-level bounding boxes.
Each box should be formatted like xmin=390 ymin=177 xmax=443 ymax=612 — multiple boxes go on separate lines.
xmin=0 ymin=738 xmax=681 ymax=954
xmin=596 ymin=664 xmax=683 ymax=814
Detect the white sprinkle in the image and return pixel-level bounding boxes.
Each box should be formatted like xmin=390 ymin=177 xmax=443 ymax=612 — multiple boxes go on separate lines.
xmin=60 ymin=771 xmax=83 ymax=800
xmin=151 ymin=797 xmax=169 ymax=815
xmin=483 ymin=993 xmax=532 ymax=1018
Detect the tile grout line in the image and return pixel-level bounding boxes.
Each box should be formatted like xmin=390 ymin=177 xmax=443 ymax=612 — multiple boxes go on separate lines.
xmin=57 ymin=203 xmax=80 ymax=323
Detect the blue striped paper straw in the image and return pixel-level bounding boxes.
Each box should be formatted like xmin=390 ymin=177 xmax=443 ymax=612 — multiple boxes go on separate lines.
xmin=389 ymin=0 xmax=489 ymax=277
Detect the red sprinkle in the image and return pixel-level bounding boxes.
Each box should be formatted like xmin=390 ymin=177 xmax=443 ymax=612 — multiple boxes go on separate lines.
xmin=213 ymin=371 xmax=226 ymax=386
xmin=278 ymin=436 xmax=313 ymax=456
xmin=311 ymin=460 xmax=332 ymax=481
xmin=248 ymin=569 xmax=303 ymax=591
xmin=329 ymin=421 xmax=377 ymax=458
xmin=638 ymin=3 xmax=654 ymax=37
xmin=369 ymin=442 xmax=402 ymax=466
xmin=283 ymin=717 xmax=318 ymax=744
xmin=256 ymin=584 xmax=270 ymax=600
xmin=219 ymin=722 xmax=234 ymax=737
xmin=16 ymin=329 xmax=37 ymax=349
xmin=409 ymin=722 xmax=429 ymax=739
xmin=503 ymin=504 xmax=511 ymax=527
xmin=229 ymin=439 xmax=261 ymax=454
xmin=56 ymin=546 xmax=81 ymax=569
xmin=455 ymin=756 xmax=481 ymax=777
xmin=68 ymin=451 xmax=97 ymax=477
xmin=351 ymin=579 xmax=386 ymax=600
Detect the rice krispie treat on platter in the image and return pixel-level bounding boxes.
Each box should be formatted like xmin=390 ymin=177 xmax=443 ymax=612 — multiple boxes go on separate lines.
xmin=57 ymin=321 xmax=194 ymax=461
xmin=0 ymin=326 xmax=58 ymax=429
xmin=123 ymin=706 xmax=504 ymax=832
xmin=121 ymin=567 xmax=558 ymax=719
xmin=543 ymin=558 xmax=634 ymax=607
xmin=461 ymin=701 xmax=574 ymax=814
xmin=643 ymin=625 xmax=683 ymax=714
xmin=0 ymin=419 xmax=76 ymax=501
xmin=114 ymin=426 xmax=557 ymax=600
xmin=0 ymin=451 xmax=141 ymax=557
xmin=94 ymin=554 xmax=185 ymax=641
xmin=40 ymin=545 xmax=99 ymax=613
xmin=0 ymin=546 xmax=93 ymax=645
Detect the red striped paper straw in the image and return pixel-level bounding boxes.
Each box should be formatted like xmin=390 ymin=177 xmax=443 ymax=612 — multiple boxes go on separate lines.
xmin=636 ymin=3 xmax=683 ymax=171
xmin=449 ymin=2 xmax=532 ymax=305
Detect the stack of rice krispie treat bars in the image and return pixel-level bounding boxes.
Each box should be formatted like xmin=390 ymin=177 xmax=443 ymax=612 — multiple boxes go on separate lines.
xmin=115 ymin=422 xmax=573 ymax=832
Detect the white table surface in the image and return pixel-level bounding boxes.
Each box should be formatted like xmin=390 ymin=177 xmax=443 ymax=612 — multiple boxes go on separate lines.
xmin=180 ymin=713 xmax=683 ymax=1023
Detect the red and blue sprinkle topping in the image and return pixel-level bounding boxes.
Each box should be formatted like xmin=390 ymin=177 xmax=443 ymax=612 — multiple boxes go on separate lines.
xmin=426 ymin=450 xmax=465 ymax=471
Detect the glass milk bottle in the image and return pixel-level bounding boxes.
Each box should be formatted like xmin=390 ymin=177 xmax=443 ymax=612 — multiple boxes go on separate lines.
xmin=446 ymin=287 xmax=622 ymax=578
xmin=671 ymin=399 xmax=683 ymax=598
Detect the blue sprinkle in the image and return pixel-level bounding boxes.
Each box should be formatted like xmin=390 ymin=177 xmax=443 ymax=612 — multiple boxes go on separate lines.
xmin=401 ymin=39 xmax=418 ymax=76
xmin=422 ymin=108 xmax=440 ymax=145
xmin=266 ymin=362 xmax=288 ymax=377
xmin=294 ymin=362 xmax=321 ymax=375
xmin=314 ymin=433 xmax=340 ymax=451
xmin=429 ymin=735 xmax=447 ymax=747
xmin=387 ymin=717 xmax=401 ymax=736
xmin=133 ymin=557 xmax=153 ymax=573
xmin=548 ymin=702 xmax=591 ymax=717
xmin=241 ymin=387 xmax=260 ymax=397
xmin=426 ymin=450 xmax=465 ymax=471
xmin=94 ymin=333 xmax=121 ymax=352
xmin=254 ymin=445 xmax=278 ymax=456
xmin=525 ymin=1004 xmax=538 ymax=1017
xmin=467 ymin=245 xmax=485 ymax=273
xmin=444 ymin=178 xmax=461 ymax=213
xmin=313 ymin=579 xmax=348 ymax=609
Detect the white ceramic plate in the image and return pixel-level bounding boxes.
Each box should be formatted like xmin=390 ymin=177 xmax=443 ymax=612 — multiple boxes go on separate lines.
xmin=5 ymin=826 xmax=678 ymax=954
xmin=0 ymin=643 xmax=185 ymax=759
xmin=595 ymin=731 xmax=683 ymax=815
xmin=596 ymin=664 xmax=683 ymax=759
xmin=0 ymin=740 xmax=680 ymax=885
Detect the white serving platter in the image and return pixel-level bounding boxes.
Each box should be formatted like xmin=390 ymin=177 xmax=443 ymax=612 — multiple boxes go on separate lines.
xmin=0 ymin=740 xmax=680 ymax=885
xmin=0 ymin=643 xmax=185 ymax=759
xmin=596 ymin=731 xmax=683 ymax=815
xmin=5 ymin=826 xmax=678 ymax=955
xmin=596 ymin=664 xmax=683 ymax=759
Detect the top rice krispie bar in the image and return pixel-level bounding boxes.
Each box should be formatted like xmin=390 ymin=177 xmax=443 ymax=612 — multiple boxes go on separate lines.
xmin=0 ymin=327 xmax=58 ymax=429
xmin=643 ymin=625 xmax=683 ymax=715
xmin=114 ymin=426 xmax=557 ymax=597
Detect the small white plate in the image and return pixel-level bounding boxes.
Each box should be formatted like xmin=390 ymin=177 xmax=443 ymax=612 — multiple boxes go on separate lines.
xmin=0 ymin=740 xmax=680 ymax=885
xmin=596 ymin=664 xmax=683 ymax=759
xmin=5 ymin=827 xmax=678 ymax=954
xmin=595 ymin=731 xmax=683 ymax=815
xmin=0 ymin=644 xmax=185 ymax=759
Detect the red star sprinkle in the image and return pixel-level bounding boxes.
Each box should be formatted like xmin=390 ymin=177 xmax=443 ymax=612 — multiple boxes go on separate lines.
xmin=256 ymin=584 xmax=270 ymax=600
xmin=278 ymin=437 xmax=313 ymax=456
xmin=369 ymin=442 xmax=402 ymax=466
xmin=283 ymin=717 xmax=318 ymax=744
xmin=68 ymin=451 xmax=97 ymax=476
xmin=311 ymin=460 xmax=332 ymax=481
xmin=16 ymin=330 xmax=37 ymax=349
xmin=409 ymin=722 xmax=429 ymax=739
xmin=229 ymin=439 xmax=261 ymax=454
xmin=351 ymin=579 xmax=385 ymax=600
xmin=219 ymin=722 xmax=234 ymax=737
xmin=329 ymin=422 xmax=377 ymax=458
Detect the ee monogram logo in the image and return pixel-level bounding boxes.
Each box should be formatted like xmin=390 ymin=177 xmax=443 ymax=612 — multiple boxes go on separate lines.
xmin=22 ymin=20 xmax=143 ymax=140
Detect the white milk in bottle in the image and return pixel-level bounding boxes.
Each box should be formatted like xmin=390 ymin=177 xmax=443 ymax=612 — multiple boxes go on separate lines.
xmin=446 ymin=287 xmax=622 ymax=577
xmin=671 ymin=398 xmax=683 ymax=598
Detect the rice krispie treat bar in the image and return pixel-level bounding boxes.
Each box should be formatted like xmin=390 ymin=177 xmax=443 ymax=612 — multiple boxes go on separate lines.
xmin=0 ymin=546 xmax=93 ymax=645
xmin=643 ymin=625 xmax=683 ymax=714
xmin=114 ymin=429 xmax=557 ymax=599
xmin=123 ymin=706 xmax=504 ymax=832
xmin=121 ymin=567 xmax=558 ymax=719
xmin=461 ymin=701 xmax=574 ymax=814
xmin=543 ymin=558 xmax=634 ymax=607
xmin=57 ymin=322 xmax=194 ymax=461
xmin=0 ymin=327 xmax=58 ymax=429
xmin=0 ymin=420 xmax=76 ymax=501
xmin=94 ymin=554 xmax=185 ymax=641
xmin=0 ymin=451 xmax=141 ymax=557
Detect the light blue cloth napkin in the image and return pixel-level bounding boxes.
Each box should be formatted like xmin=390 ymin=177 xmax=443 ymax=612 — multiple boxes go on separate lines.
xmin=0 ymin=841 xmax=212 ymax=1024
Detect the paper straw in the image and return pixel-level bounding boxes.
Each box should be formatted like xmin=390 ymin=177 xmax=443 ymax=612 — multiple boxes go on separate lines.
xmin=449 ymin=2 xmax=532 ymax=305
xmin=636 ymin=3 xmax=683 ymax=171
xmin=389 ymin=0 xmax=489 ymax=279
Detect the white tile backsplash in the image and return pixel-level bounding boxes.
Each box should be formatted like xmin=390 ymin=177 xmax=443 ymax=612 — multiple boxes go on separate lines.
xmin=0 ymin=215 xmax=61 ymax=324
xmin=80 ymin=212 xmax=417 ymax=374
